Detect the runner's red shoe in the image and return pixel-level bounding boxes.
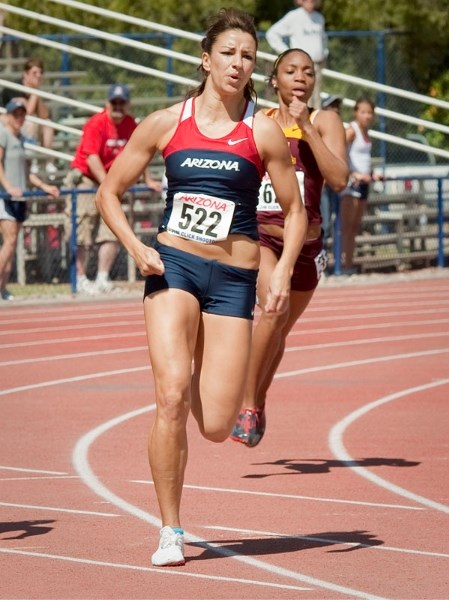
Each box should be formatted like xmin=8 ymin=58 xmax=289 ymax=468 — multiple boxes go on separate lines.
xmin=230 ymin=407 xmax=266 ymax=447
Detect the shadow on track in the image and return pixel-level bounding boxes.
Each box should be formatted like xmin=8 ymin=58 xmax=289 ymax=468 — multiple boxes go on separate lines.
xmin=0 ymin=519 xmax=55 ymax=540
xmin=242 ymin=457 xmax=420 ymax=478
xmin=188 ymin=529 xmax=383 ymax=562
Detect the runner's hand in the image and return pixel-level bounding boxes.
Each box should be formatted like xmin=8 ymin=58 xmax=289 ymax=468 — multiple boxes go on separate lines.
xmin=132 ymin=243 xmax=165 ymax=277
xmin=264 ymin=266 xmax=290 ymax=314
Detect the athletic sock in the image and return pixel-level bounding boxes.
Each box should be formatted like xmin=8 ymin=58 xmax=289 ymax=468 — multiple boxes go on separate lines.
xmin=172 ymin=527 xmax=184 ymax=535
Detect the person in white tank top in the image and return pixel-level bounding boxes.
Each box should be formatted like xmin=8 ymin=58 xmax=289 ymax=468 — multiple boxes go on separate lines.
xmin=339 ymin=96 xmax=376 ymax=274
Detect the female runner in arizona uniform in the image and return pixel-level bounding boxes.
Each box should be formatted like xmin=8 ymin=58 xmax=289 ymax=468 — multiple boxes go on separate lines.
xmin=146 ymin=94 xmax=266 ymax=315
xmin=231 ymin=48 xmax=349 ymax=447
xmin=96 ymin=10 xmax=307 ymax=567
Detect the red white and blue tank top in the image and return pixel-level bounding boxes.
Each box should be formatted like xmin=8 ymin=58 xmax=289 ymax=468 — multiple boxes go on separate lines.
xmin=160 ymin=97 xmax=265 ymax=243
xmin=257 ymin=107 xmax=323 ymax=228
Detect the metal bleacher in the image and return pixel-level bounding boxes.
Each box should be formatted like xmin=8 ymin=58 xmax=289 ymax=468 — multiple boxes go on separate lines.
xmin=1 ymin=0 xmax=448 ymax=291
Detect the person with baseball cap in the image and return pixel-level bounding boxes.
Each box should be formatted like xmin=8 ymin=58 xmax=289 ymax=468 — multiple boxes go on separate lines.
xmin=1 ymin=57 xmax=58 ymax=177
xmin=0 ymin=98 xmax=59 ymax=300
xmin=64 ymin=83 xmax=162 ymax=295
xmin=321 ymin=94 xmax=342 ymax=111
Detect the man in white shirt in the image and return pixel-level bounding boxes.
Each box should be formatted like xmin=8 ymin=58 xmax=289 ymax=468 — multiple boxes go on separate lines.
xmin=266 ymin=0 xmax=328 ymax=108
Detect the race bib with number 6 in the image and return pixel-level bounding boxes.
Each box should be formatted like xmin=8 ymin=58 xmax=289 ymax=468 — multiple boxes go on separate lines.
xmin=167 ymin=192 xmax=235 ymax=244
xmin=257 ymin=171 xmax=305 ymax=211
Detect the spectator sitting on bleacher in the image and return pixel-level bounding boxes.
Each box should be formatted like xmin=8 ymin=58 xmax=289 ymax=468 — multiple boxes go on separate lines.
xmin=64 ymin=83 xmax=162 ymax=295
xmin=1 ymin=58 xmax=57 ymax=178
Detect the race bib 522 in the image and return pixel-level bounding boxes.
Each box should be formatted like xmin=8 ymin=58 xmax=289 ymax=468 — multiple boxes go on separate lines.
xmin=167 ymin=192 xmax=235 ymax=244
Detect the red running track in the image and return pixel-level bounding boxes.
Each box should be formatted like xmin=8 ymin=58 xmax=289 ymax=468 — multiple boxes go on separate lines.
xmin=1 ymin=272 xmax=449 ymax=599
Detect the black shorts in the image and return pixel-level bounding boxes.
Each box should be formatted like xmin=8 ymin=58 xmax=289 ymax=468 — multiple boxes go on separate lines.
xmin=0 ymin=198 xmax=27 ymax=222
xmin=341 ymin=181 xmax=370 ymax=201
xmin=144 ymin=242 xmax=258 ymax=320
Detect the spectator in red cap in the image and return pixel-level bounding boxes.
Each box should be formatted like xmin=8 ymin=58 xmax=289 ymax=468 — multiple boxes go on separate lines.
xmin=64 ymin=83 xmax=162 ymax=294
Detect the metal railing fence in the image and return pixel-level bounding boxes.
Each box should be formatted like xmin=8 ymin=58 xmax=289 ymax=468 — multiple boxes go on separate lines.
xmin=1 ymin=175 xmax=448 ymax=298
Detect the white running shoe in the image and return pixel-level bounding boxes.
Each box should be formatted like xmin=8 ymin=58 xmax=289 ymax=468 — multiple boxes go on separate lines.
xmin=151 ymin=526 xmax=185 ymax=567
xmin=45 ymin=162 xmax=58 ymax=175
xmin=77 ymin=276 xmax=98 ymax=296
xmin=94 ymin=277 xmax=114 ymax=293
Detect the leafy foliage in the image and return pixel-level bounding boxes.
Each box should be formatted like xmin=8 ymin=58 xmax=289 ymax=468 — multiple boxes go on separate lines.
xmin=2 ymin=0 xmax=448 ymax=144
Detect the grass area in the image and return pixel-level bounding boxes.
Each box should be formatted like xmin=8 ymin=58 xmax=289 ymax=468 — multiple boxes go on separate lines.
xmin=4 ymin=281 xmax=144 ymax=302
xmin=7 ymin=283 xmax=72 ymax=298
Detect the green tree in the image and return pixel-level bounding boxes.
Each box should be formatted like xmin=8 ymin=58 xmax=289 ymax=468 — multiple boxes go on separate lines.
xmin=3 ymin=0 xmax=448 ymax=142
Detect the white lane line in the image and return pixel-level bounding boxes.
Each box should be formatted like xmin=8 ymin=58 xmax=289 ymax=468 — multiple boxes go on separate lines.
xmin=1 ymin=349 xmax=447 ymax=401
xmin=0 ymin=300 xmax=138 ymax=319
xmin=0 ymin=309 xmax=142 ymax=326
xmin=0 ymin=331 xmax=144 ymax=350
xmin=289 ymin=317 xmax=449 ymax=337
xmin=1 ymin=317 xmax=447 ymax=351
xmin=0 ymin=320 xmax=142 ymax=337
xmin=0 ymin=501 xmax=119 ymax=517
xmin=329 ymin=379 xmax=449 ymax=515
xmin=0 ymin=466 xmax=68 ymax=475
xmin=0 ymin=346 xmax=147 ymax=368
xmin=306 ymin=298 xmax=449 ymax=312
xmin=285 ymin=331 xmax=449 ymax=353
xmin=0 ymin=548 xmax=312 ymax=592
xmin=1 ymin=287 xmax=447 ymax=324
xmin=1 ymin=307 xmax=448 ymax=338
xmin=2 ymin=349 xmax=445 ymax=597
xmin=204 ymin=526 xmax=449 ymax=559
xmin=130 ymin=480 xmax=423 ymax=511
xmin=297 ymin=307 xmax=449 ymax=323
xmin=72 ymin=410 xmax=385 ymax=600
xmin=2 ymin=331 xmax=448 ymax=369
xmin=275 ymin=347 xmax=449 ymax=379
xmin=314 ymin=290 xmax=449 ymax=302
xmin=0 ymin=476 xmax=80 ymax=482
xmin=0 ymin=366 xmax=147 ymax=398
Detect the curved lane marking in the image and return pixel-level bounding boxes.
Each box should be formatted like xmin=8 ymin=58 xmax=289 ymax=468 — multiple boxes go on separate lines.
xmin=72 ymin=405 xmax=385 ymax=600
xmin=329 ymin=379 xmax=449 ymax=514
xmin=3 ymin=349 xmax=447 ymax=598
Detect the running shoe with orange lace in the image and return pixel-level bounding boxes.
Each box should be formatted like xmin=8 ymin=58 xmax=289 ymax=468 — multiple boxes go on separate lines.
xmin=230 ymin=407 xmax=266 ymax=447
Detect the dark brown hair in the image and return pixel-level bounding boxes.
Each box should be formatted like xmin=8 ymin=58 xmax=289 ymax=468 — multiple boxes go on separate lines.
xmin=24 ymin=58 xmax=44 ymax=73
xmin=187 ymin=8 xmax=258 ymax=101
xmin=354 ymin=96 xmax=375 ymax=111
xmin=268 ymin=48 xmax=314 ymax=89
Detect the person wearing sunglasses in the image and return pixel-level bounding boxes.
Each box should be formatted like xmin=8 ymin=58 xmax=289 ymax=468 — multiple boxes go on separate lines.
xmin=64 ymin=83 xmax=162 ymax=295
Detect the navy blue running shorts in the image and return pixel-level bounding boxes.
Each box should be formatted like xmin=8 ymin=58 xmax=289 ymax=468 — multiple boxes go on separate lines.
xmin=144 ymin=242 xmax=258 ymax=320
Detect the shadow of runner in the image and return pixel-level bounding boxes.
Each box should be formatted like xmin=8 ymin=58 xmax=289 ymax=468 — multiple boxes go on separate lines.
xmin=0 ymin=520 xmax=55 ymax=540
xmin=188 ymin=529 xmax=383 ymax=562
xmin=243 ymin=457 xmax=420 ymax=478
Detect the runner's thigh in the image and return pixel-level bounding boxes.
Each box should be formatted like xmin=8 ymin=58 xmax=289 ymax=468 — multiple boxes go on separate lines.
xmin=195 ymin=312 xmax=252 ymax=417
xmin=144 ymin=288 xmax=201 ymax=389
